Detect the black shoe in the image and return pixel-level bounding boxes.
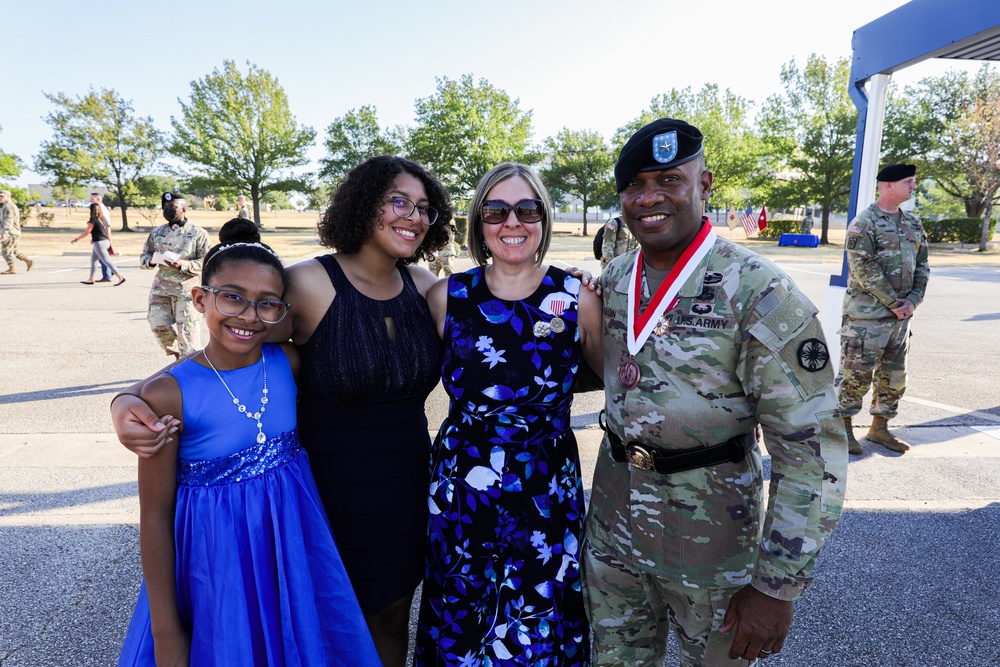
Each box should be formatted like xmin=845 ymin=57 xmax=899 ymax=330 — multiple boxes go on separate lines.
xmin=80 ymin=280 xmax=95 ymax=285
xmin=114 ymin=276 xmax=126 ymax=286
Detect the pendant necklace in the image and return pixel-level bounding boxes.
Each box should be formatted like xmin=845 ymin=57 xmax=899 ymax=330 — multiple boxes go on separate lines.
xmin=202 ymin=349 xmax=269 ymax=444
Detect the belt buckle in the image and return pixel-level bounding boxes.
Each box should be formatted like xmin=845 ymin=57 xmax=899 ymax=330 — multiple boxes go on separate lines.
xmin=628 ymin=444 xmax=654 ymax=470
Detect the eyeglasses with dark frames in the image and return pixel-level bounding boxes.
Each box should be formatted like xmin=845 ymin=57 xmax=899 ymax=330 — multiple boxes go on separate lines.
xmin=480 ymin=199 xmax=545 ymax=225
xmin=384 ymin=196 xmax=439 ymax=226
xmin=199 ymin=286 xmax=290 ymax=324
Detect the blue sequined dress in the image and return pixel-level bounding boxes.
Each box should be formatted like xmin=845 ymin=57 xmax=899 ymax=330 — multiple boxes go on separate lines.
xmin=118 ymin=344 xmax=380 ymax=666
xmin=415 ymin=267 xmax=590 ymax=667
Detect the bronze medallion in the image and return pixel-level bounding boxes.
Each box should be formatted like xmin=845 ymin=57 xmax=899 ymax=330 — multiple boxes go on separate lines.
xmin=618 ymin=357 xmax=640 ymax=390
xmin=549 ymin=316 xmax=566 ymax=334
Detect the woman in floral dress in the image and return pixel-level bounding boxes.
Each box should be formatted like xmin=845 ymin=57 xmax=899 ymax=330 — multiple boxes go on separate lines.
xmin=416 ymin=163 xmax=603 ymax=666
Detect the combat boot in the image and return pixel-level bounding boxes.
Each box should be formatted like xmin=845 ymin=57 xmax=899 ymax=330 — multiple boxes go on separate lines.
xmin=866 ymin=415 xmax=910 ymax=453
xmin=843 ymin=416 xmax=863 ymax=455
xmin=1 ymin=267 xmax=15 ymax=274
xmin=24 ymin=258 xmax=33 ymax=271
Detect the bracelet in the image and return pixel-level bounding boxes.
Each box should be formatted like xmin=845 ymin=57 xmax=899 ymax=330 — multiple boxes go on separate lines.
xmin=111 ymin=391 xmax=142 ymax=408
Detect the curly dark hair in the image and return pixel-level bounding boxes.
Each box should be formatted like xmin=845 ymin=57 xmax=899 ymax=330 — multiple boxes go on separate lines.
xmin=316 ymin=155 xmax=453 ymax=264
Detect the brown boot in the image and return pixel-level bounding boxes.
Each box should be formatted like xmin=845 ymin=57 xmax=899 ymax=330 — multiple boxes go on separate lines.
xmin=866 ymin=415 xmax=910 ymax=452
xmin=1 ymin=267 xmax=15 ymax=274
xmin=24 ymin=258 xmax=33 ymax=271
xmin=843 ymin=416 xmax=863 ymax=455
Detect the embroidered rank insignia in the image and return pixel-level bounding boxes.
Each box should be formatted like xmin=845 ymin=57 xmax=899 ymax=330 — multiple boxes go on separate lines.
xmin=652 ymin=131 xmax=678 ymax=164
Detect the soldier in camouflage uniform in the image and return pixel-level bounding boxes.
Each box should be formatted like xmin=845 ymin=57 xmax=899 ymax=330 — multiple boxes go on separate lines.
xmin=140 ymin=193 xmax=210 ymax=358
xmin=0 ymin=190 xmax=33 ymax=274
xmin=836 ymin=164 xmax=929 ymax=455
xmin=429 ymin=222 xmax=457 ymax=276
xmin=600 ymin=215 xmax=637 ymax=269
xmin=236 ymin=195 xmax=252 ymax=221
xmin=585 ymin=119 xmax=847 ymax=666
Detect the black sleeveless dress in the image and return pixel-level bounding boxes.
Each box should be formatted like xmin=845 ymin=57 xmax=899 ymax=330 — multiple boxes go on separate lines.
xmin=297 ymin=255 xmax=441 ymax=615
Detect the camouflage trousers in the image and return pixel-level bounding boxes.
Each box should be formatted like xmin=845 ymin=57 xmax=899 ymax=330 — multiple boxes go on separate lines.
xmin=429 ymin=254 xmax=453 ymax=277
xmin=583 ymin=543 xmax=758 ymax=667
xmin=2 ymin=236 xmax=29 ymax=267
xmin=835 ymin=317 xmax=910 ymax=419
xmin=148 ymin=295 xmax=200 ymax=357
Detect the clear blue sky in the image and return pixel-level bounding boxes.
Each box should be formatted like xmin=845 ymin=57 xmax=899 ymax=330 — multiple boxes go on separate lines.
xmin=2 ymin=0 xmax=980 ymax=188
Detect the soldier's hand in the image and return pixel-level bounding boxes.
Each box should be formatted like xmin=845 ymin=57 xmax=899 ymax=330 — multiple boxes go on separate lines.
xmin=111 ymin=395 xmax=178 ymax=459
xmin=719 ymin=584 xmax=793 ymax=660
xmin=890 ymin=298 xmax=914 ymax=319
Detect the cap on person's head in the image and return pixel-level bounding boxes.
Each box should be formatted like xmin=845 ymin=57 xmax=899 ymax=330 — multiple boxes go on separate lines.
xmin=615 ymin=118 xmax=704 ymax=193
xmin=876 ymin=164 xmax=916 ymax=182
xmin=0 ymin=190 xmax=10 ymax=198
xmin=161 ymin=192 xmax=185 ymax=206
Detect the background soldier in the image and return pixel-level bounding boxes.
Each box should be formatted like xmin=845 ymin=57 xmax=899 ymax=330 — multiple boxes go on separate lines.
xmin=0 ymin=190 xmax=33 ymax=274
xmin=429 ymin=222 xmax=457 ymax=276
xmin=801 ymin=209 xmax=814 ymax=235
xmin=236 ymin=195 xmax=251 ymax=221
xmin=836 ymin=163 xmax=929 ymax=455
xmin=599 ymin=215 xmax=637 ymax=269
xmin=140 ymin=193 xmax=210 ymax=358
xmin=585 ymin=119 xmax=847 ymax=666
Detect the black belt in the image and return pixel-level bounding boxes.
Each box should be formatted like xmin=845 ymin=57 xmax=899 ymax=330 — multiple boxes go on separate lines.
xmin=599 ymin=411 xmax=755 ymax=474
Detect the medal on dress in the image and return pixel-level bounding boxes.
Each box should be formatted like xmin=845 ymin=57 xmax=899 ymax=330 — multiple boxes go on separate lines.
xmin=625 ymin=221 xmax=717 ymax=359
xmin=618 ymin=357 xmax=641 ymax=390
xmin=549 ymin=316 xmax=566 ymax=333
xmin=533 ymin=320 xmax=551 ymax=337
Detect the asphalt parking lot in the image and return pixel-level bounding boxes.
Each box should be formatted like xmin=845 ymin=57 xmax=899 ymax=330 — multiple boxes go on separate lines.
xmin=1 ymin=240 xmax=998 ymax=666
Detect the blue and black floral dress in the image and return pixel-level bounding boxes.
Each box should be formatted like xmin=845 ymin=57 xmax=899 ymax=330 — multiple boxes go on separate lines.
xmin=416 ymin=266 xmax=590 ymax=667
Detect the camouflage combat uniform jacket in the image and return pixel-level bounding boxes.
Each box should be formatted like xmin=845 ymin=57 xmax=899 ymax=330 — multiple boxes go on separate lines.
xmin=587 ymin=230 xmax=848 ymax=601
xmin=600 ymin=217 xmax=637 ymax=269
xmin=140 ymin=221 xmax=210 ymax=298
xmin=0 ymin=200 xmax=21 ymax=239
xmin=843 ymin=203 xmax=929 ymax=320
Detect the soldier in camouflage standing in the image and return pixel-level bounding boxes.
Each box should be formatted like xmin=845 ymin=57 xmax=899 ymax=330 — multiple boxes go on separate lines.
xmin=140 ymin=193 xmax=210 ymax=359
xmin=599 ymin=215 xmax=637 ymax=269
xmin=585 ymin=119 xmax=847 ymax=666
xmin=0 ymin=190 xmax=33 ymax=274
xmin=236 ymin=195 xmax=251 ymax=221
xmin=836 ymin=164 xmax=929 ymax=455
xmin=429 ymin=222 xmax=457 ymax=276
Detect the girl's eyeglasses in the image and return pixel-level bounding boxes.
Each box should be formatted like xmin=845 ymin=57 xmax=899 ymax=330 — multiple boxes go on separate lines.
xmin=199 ymin=286 xmax=290 ymax=324
xmin=384 ymin=196 xmax=439 ymax=225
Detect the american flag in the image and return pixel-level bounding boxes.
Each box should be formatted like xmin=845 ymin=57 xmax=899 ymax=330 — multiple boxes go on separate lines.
xmin=740 ymin=205 xmax=757 ymax=237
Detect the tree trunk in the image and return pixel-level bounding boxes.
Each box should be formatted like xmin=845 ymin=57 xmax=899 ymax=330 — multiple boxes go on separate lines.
xmin=114 ymin=181 xmax=132 ymax=232
xmin=979 ymin=200 xmax=994 ymax=252
xmin=581 ymin=195 xmax=589 ymax=237
xmin=819 ymin=206 xmax=831 ymax=245
xmin=251 ymin=184 xmax=263 ymax=229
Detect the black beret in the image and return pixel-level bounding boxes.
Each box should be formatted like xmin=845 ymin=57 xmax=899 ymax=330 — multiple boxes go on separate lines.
xmin=161 ymin=192 xmax=185 ymax=206
xmin=615 ymin=119 xmax=704 ymax=193
xmin=876 ymin=164 xmax=916 ymax=182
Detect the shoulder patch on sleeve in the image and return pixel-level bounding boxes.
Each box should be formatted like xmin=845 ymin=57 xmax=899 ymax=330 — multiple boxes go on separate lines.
xmin=847 ymin=237 xmax=858 ymax=249
xmin=748 ymin=289 xmax=816 ymax=352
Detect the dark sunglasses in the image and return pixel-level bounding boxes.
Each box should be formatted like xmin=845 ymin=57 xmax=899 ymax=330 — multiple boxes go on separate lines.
xmin=480 ymin=199 xmax=545 ymax=225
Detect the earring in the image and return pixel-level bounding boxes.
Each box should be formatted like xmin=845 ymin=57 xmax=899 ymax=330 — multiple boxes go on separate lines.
xmin=481 ymin=241 xmax=491 ymax=259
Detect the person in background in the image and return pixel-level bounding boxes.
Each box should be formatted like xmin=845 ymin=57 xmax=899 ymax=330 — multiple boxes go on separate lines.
xmin=600 ymin=214 xmax=636 ymax=269
xmin=428 ymin=221 xmax=457 ymax=276
xmin=0 ymin=190 xmax=33 ymax=274
xmin=71 ymin=202 xmax=125 ymax=285
xmin=237 ymin=195 xmax=251 ymax=221
xmin=836 ymin=163 xmax=929 ymax=455
xmin=139 ymin=193 xmax=211 ymax=359
xmin=584 ymin=118 xmax=847 ymax=666
xmin=801 ymin=210 xmax=814 ymax=235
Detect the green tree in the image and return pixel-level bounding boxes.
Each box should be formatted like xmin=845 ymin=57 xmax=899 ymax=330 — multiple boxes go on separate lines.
xmin=542 ymin=128 xmax=615 ymax=236
xmin=170 ymin=60 xmax=316 ymax=228
xmin=759 ymin=56 xmax=856 ymax=244
xmin=614 ymin=84 xmax=767 ymax=212
xmin=318 ymin=105 xmax=401 ymax=186
xmin=407 ymin=74 xmax=536 ymax=200
xmin=948 ymin=96 xmax=1000 ymax=251
xmin=35 ymin=89 xmax=163 ymax=231
xmin=884 ymin=65 xmax=1000 ymax=219
xmin=0 ymin=126 xmax=25 ymax=180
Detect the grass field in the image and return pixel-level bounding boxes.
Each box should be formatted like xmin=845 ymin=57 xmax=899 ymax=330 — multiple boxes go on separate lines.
xmin=16 ymin=206 xmax=1000 ymax=266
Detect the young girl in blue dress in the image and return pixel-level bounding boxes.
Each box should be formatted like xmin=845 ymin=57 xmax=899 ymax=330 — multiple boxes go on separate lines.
xmin=118 ymin=223 xmax=381 ymax=666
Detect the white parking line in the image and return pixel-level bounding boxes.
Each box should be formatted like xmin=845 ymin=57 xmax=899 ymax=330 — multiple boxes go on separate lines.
xmin=902 ymin=396 xmax=1000 ymax=424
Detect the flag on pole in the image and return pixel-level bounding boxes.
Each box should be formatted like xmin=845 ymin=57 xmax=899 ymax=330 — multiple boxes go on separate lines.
xmin=740 ymin=205 xmax=757 ymax=237
xmin=726 ymin=206 xmax=739 ymax=230
xmin=757 ymin=204 xmax=768 ymax=233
